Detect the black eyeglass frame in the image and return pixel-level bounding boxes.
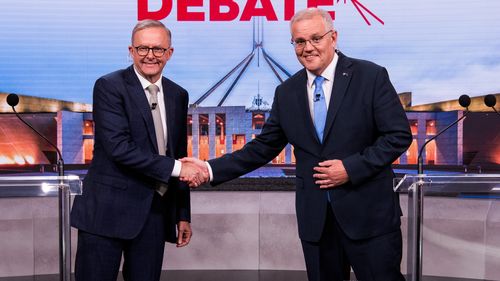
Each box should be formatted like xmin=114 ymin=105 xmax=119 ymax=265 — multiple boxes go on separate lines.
xmin=133 ymin=46 xmax=170 ymax=57
xmin=291 ymin=30 xmax=334 ymax=49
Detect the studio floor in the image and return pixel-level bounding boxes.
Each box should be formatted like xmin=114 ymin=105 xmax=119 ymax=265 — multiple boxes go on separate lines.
xmin=0 ymin=271 xmax=496 ymax=281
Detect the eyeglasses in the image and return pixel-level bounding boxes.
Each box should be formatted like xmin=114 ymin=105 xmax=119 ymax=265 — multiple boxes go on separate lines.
xmin=291 ymin=30 xmax=334 ymax=49
xmin=134 ymin=46 xmax=170 ymax=57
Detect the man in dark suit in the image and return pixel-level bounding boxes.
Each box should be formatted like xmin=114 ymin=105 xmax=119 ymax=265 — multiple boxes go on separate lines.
xmin=71 ymin=20 xmax=205 ymax=281
xmin=182 ymin=8 xmax=412 ymax=281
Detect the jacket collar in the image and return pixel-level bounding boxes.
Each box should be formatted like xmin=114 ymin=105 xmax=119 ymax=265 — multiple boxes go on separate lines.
xmin=322 ymin=51 xmax=353 ymax=143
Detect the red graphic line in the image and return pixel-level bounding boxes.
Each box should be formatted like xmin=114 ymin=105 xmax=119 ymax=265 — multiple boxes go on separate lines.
xmin=351 ymin=0 xmax=371 ymax=25
xmin=351 ymin=0 xmax=385 ymax=26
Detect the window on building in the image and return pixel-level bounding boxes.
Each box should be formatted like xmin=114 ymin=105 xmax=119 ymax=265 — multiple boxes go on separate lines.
xmin=83 ymin=120 xmax=94 ymax=135
xmin=406 ymin=139 xmax=418 ymax=164
xmin=187 ymin=115 xmax=192 ymax=136
xmin=216 ymin=114 xmax=226 ymax=157
xmin=199 ymin=114 xmax=209 ymax=136
xmin=252 ymin=112 xmax=265 ymax=130
xmin=425 ymin=139 xmax=436 ymax=164
xmin=216 ymin=114 xmax=225 ymax=142
xmin=409 ymin=120 xmax=418 ymax=136
xmin=198 ymin=114 xmax=209 ymax=160
xmin=83 ymin=139 xmax=94 ymax=164
xmin=83 ymin=120 xmax=95 ymax=163
xmin=187 ymin=137 xmax=193 ymax=157
xmin=187 ymin=115 xmax=193 ymax=157
xmin=426 ymin=120 xmax=436 ymax=135
xmin=232 ymin=134 xmax=246 ymax=152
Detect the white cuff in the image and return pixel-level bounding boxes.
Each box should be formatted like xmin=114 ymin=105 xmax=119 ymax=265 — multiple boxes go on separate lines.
xmin=205 ymin=162 xmax=214 ymax=182
xmin=171 ymin=160 xmax=182 ymax=177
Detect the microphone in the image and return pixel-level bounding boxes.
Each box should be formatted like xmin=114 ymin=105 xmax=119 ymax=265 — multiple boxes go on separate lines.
xmin=484 ymin=94 xmax=500 ymax=116
xmin=417 ymin=94 xmax=470 ymax=174
xmin=7 ymin=93 xmax=19 ymax=107
xmin=458 ymin=94 xmax=471 ymax=108
xmin=6 ymin=93 xmax=64 ymax=175
xmin=151 ymin=103 xmax=157 ymax=110
xmin=314 ymin=93 xmax=321 ymax=102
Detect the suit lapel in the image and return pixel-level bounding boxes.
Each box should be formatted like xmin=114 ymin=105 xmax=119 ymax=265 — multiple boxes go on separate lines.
xmin=124 ymin=66 xmax=158 ymax=152
xmin=295 ymin=70 xmax=322 ymax=144
xmin=323 ymin=53 xmax=353 ymax=142
xmin=162 ymin=78 xmax=176 ymax=157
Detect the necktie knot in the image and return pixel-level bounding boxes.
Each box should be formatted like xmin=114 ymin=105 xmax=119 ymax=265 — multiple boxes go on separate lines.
xmin=314 ymin=76 xmax=325 ymax=90
xmin=147 ymin=84 xmax=160 ymax=98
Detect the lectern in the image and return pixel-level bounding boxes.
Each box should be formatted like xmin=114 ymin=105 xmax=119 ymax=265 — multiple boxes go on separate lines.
xmin=0 ymin=175 xmax=82 ymax=281
xmin=394 ymin=174 xmax=500 ymax=281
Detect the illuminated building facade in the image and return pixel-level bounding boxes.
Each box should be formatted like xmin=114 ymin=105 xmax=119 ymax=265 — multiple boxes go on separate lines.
xmin=1 ymin=92 xmax=498 ymax=169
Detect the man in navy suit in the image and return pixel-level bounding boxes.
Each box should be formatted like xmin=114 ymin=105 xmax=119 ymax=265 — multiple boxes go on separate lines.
xmin=183 ymin=8 xmax=412 ymax=281
xmin=71 ymin=20 xmax=205 ymax=281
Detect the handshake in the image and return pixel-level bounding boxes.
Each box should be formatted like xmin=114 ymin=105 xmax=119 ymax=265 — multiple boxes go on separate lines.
xmin=178 ymin=157 xmax=210 ymax=188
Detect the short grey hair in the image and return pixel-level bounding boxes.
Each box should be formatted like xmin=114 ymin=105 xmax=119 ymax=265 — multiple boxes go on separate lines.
xmin=131 ymin=20 xmax=171 ymax=44
xmin=290 ymin=8 xmax=334 ymax=34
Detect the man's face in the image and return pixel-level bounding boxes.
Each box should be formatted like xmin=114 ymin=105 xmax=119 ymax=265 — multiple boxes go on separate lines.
xmin=129 ymin=27 xmax=173 ymax=83
xmin=291 ymin=15 xmax=337 ymax=76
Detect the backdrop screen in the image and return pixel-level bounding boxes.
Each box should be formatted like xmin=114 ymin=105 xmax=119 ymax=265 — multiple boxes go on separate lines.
xmin=1 ymin=0 xmax=499 ymax=107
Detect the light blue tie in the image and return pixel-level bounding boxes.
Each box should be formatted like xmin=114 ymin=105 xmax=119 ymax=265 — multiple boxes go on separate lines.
xmin=313 ymin=76 xmax=332 ymax=202
xmin=313 ymin=76 xmax=327 ymax=143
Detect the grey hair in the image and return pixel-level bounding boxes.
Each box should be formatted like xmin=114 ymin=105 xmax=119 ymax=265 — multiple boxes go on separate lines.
xmin=290 ymin=8 xmax=334 ymax=34
xmin=131 ymin=20 xmax=171 ymax=44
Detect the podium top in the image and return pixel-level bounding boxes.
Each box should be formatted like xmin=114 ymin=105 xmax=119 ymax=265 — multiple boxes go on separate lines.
xmin=0 ymin=175 xmax=82 ymax=197
xmin=394 ymin=174 xmax=500 ymax=197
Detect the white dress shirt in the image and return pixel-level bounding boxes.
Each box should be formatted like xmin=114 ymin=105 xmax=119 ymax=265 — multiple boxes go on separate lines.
xmin=306 ymin=53 xmax=339 ymax=121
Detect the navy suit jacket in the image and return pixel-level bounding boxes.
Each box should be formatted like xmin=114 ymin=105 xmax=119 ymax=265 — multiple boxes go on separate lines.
xmin=71 ymin=65 xmax=190 ymax=243
xmin=209 ymin=52 xmax=412 ymax=242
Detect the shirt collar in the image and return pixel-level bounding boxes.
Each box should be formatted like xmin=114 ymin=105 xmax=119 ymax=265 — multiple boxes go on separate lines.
xmin=306 ymin=52 xmax=338 ymax=88
xmin=133 ymin=66 xmax=163 ymax=92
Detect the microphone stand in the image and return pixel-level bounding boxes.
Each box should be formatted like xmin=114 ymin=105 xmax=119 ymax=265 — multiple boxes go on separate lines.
xmin=417 ymin=111 xmax=469 ymax=174
xmin=10 ymin=106 xmax=71 ymax=281
xmin=491 ymin=106 xmax=500 ymax=116
xmin=58 ymin=160 xmax=71 ymax=281
xmin=411 ymin=109 xmax=469 ymax=281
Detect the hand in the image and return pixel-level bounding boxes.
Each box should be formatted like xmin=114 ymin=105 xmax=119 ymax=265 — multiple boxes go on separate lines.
xmin=179 ymin=157 xmax=209 ymax=188
xmin=176 ymin=221 xmax=192 ymax=247
xmin=313 ymin=159 xmax=349 ymax=188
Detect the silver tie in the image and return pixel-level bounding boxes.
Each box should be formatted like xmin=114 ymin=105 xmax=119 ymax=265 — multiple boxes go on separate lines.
xmin=148 ymin=84 xmax=166 ymax=156
xmin=147 ymin=84 xmax=168 ymax=195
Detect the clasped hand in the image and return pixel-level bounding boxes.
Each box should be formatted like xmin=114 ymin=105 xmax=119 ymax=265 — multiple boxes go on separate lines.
xmin=179 ymin=157 xmax=209 ymax=187
xmin=313 ymin=159 xmax=349 ymax=188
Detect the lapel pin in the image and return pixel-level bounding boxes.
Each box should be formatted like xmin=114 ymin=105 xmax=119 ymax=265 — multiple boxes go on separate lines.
xmin=342 ymin=72 xmax=349 ymax=77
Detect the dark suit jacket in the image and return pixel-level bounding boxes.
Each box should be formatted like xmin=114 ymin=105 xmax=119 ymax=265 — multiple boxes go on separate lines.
xmin=209 ymin=52 xmax=412 ymax=242
xmin=71 ymin=65 xmax=190 ymax=243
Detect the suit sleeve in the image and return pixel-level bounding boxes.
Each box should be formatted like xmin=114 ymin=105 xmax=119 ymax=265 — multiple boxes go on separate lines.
xmin=93 ymin=77 xmax=175 ymax=183
xmin=208 ymin=88 xmax=289 ymax=185
xmin=342 ymin=67 xmax=412 ymax=185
